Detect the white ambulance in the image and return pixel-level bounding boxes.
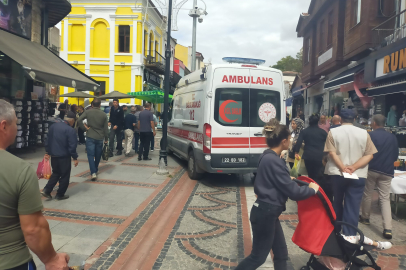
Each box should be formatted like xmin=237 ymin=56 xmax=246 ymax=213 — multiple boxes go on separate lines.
xmin=167 ymin=58 xmax=285 ymax=180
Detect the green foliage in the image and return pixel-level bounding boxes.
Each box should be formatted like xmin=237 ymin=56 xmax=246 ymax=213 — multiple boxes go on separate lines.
xmin=271 ymin=49 xmax=303 ymax=72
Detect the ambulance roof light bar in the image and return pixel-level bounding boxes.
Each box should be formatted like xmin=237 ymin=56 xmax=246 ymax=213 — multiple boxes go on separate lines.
xmin=222 ymin=57 xmax=266 ymax=65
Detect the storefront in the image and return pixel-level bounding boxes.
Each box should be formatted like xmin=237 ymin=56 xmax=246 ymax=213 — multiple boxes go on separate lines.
xmin=364 ymin=39 xmax=406 ymax=148
xmin=0 ymin=29 xmax=99 ymax=150
xmin=291 ymin=86 xmax=305 ymax=119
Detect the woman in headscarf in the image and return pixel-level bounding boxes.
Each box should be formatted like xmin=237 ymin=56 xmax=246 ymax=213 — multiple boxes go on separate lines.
xmin=286 ymin=118 xmax=304 ymax=169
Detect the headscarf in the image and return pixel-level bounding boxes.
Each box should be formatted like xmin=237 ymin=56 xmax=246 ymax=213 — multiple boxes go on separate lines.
xmin=289 ymin=118 xmax=304 ymax=155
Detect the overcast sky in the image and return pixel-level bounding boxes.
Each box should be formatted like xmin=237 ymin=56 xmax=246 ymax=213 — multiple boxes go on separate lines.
xmin=167 ymin=0 xmax=311 ymax=66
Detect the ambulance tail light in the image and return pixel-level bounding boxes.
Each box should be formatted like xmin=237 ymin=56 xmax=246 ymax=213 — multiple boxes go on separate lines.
xmin=203 ymin=123 xmax=211 ymax=154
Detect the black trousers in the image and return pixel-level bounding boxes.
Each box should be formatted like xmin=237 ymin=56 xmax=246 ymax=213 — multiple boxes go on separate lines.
xmin=7 ymin=260 xmax=36 ymax=270
xmin=304 ymin=159 xmax=324 ymax=182
xmin=235 ymin=201 xmax=288 ymax=270
xmin=78 ymin=127 xmax=86 ymax=143
xmin=109 ymin=128 xmax=123 ymax=152
xmin=43 ymin=156 xmax=71 ymax=196
xmin=139 ymin=132 xmax=153 ymax=159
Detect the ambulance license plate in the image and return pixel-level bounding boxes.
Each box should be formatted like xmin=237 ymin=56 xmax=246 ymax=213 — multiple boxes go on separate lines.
xmin=222 ymin=157 xmax=246 ymax=164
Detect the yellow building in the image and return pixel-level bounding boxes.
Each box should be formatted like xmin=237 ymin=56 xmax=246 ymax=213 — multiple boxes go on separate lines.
xmin=60 ymin=0 xmax=168 ymax=105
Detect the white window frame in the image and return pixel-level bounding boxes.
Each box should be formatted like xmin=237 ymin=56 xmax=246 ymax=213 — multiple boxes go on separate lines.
xmin=356 ymin=0 xmax=361 ymax=24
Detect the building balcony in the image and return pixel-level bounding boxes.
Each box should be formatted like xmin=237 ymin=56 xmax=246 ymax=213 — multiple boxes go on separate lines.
xmin=373 ymin=9 xmax=406 ymax=49
xmin=144 ymin=50 xmax=166 ymax=75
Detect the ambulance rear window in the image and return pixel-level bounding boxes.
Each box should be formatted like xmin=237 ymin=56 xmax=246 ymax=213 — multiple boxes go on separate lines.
xmin=250 ymin=89 xmax=281 ymax=127
xmin=214 ymin=88 xmax=249 ymax=127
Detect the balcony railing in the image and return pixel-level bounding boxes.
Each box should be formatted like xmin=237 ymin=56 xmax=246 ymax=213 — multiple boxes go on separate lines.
xmin=145 ymin=50 xmax=165 ymax=65
xmin=373 ymin=9 xmax=406 ymax=48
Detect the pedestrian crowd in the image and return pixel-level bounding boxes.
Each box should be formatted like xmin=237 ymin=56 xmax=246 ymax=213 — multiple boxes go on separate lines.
xmin=237 ymin=109 xmax=399 ymax=270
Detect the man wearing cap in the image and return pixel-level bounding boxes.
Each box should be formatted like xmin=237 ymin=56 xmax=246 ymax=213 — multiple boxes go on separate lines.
xmin=42 ymin=111 xmax=79 ymax=200
xmin=324 ymin=109 xmax=377 ymax=236
xmin=123 ymin=107 xmax=137 ymax=157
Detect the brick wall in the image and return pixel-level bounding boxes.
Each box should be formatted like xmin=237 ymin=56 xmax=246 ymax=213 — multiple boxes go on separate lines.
xmin=31 ymin=0 xmax=42 ymax=44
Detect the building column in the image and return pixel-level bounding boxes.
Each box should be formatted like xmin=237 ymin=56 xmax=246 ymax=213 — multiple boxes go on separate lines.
xmin=85 ymin=17 xmax=92 ymax=76
xmin=109 ymin=18 xmax=116 ymax=94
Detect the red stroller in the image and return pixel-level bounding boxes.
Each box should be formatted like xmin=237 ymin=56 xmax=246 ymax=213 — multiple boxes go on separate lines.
xmin=292 ymin=176 xmax=381 ymax=270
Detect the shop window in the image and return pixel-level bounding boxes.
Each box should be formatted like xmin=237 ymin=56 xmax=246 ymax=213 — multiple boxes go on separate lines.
xmin=119 ymin=26 xmax=130 ymax=53
xmin=327 ymin=12 xmax=333 ymax=46
xmin=319 ymin=20 xmax=325 ymax=53
xmin=352 ymin=0 xmax=361 ymax=26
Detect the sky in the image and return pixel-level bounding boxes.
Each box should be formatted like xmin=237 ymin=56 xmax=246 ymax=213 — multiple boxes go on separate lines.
xmin=165 ymin=0 xmax=312 ymax=66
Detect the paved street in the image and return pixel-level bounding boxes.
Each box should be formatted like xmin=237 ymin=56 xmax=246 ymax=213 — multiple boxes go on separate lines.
xmin=12 ymin=135 xmax=406 ymax=270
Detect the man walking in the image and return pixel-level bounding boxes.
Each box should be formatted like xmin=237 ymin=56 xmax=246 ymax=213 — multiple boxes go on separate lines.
xmin=109 ymin=98 xmax=124 ymax=156
xmin=133 ymin=105 xmax=143 ymax=154
xmin=42 ymin=111 xmax=79 ymax=200
xmin=324 ymin=109 xmax=377 ymax=236
xmin=138 ymin=103 xmax=156 ymax=161
xmin=58 ymin=99 xmax=70 ymax=120
xmin=360 ymin=115 xmax=399 ymax=239
xmin=0 ymin=100 xmax=70 ymax=270
xmin=124 ymin=107 xmax=137 ymax=157
xmin=78 ymin=98 xmax=109 ymax=181
xmin=150 ymin=108 xmax=158 ymax=152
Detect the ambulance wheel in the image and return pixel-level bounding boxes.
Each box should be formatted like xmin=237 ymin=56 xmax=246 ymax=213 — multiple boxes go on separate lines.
xmin=188 ymin=150 xmax=203 ymax=180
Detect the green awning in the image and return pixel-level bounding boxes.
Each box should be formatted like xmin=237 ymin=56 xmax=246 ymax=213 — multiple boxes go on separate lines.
xmin=128 ymin=90 xmax=173 ymax=104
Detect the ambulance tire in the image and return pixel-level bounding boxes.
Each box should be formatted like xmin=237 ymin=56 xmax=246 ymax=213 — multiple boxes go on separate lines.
xmin=188 ymin=150 xmax=203 ymax=180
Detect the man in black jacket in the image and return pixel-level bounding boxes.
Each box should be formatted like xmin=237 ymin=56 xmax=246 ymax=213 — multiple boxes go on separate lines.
xmin=109 ymin=99 xmax=124 ymax=156
xmin=360 ymin=114 xmax=399 ymax=239
xmin=42 ymin=111 xmax=78 ymax=200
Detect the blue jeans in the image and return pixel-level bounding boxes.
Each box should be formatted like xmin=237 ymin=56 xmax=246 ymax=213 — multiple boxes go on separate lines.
xmin=133 ymin=132 xmax=140 ymax=153
xmin=332 ymin=175 xmax=366 ymax=236
xmin=86 ymin=137 xmax=103 ymax=175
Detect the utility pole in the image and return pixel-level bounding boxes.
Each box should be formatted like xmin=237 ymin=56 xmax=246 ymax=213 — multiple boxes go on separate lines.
xmin=157 ymin=0 xmax=173 ymax=174
xmin=190 ymin=0 xmax=198 ymax=72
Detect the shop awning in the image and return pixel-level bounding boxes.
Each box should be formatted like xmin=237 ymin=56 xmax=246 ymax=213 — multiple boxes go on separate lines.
xmin=324 ymin=64 xmax=364 ymax=91
xmin=292 ymin=86 xmax=305 ymax=97
xmin=367 ymin=81 xmax=406 ymax=96
xmin=0 ymin=29 xmax=99 ymax=91
xmin=128 ymin=90 xmax=173 ymax=104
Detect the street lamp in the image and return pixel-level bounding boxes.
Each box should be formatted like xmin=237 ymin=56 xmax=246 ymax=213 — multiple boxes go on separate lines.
xmin=157 ymin=0 xmax=173 ymax=175
xmin=189 ymin=0 xmax=207 ymax=72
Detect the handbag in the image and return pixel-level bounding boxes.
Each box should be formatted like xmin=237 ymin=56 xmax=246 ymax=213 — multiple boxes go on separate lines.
xmin=102 ymin=143 xmax=109 ymax=161
xmin=36 ymin=158 xmax=45 ymax=179
xmin=42 ymin=159 xmax=52 ymax=180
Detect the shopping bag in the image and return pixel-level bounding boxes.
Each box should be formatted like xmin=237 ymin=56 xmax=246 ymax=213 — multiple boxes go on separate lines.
xmin=42 ymin=159 xmax=52 ymax=180
xmin=290 ymin=156 xmax=302 ymax=178
xmin=102 ymin=143 xmax=109 ymax=161
xmin=36 ymin=158 xmax=45 ymax=179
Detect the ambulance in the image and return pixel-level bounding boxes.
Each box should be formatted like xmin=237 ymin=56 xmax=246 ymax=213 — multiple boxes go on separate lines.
xmin=167 ymin=57 xmax=285 ymax=180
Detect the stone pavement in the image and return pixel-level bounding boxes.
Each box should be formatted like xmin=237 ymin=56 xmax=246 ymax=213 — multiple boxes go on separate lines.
xmin=12 ymin=134 xmax=406 ymax=269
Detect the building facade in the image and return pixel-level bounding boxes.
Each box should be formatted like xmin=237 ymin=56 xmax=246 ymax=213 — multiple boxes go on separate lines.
xmin=174 ymin=43 xmax=204 ymax=71
xmin=59 ymin=0 xmax=170 ymax=105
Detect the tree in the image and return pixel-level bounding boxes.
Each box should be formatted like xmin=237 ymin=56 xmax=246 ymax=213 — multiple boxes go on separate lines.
xmin=271 ymin=49 xmax=303 ymax=72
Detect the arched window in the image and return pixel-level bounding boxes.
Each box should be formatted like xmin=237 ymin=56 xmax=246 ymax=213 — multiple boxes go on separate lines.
xmin=92 ymin=20 xmax=109 ymax=58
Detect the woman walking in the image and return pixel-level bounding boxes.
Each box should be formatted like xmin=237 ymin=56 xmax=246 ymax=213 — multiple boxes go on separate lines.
xmin=286 ymin=118 xmax=304 ymax=169
xmin=235 ymin=119 xmax=319 ymax=270
xmin=293 ymin=114 xmax=328 ymax=182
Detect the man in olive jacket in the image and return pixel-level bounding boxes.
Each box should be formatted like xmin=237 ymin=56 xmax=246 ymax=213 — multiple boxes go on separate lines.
xmin=78 ymin=98 xmax=109 ymax=181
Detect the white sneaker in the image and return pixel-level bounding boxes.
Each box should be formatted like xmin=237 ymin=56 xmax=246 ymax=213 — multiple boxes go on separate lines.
xmin=151 ymin=149 xmax=154 ymax=152
xmin=377 ymin=241 xmax=392 ymax=250
xmin=91 ymin=173 xmax=97 ymax=181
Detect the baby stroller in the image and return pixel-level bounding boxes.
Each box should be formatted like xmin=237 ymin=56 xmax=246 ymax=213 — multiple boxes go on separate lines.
xmin=292 ymin=176 xmax=381 ymax=270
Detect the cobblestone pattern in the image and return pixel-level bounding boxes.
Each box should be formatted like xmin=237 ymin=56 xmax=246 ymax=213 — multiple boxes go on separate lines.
xmin=88 ymin=168 xmax=186 ymax=270
xmin=153 ymin=182 xmax=244 ymax=270
xmin=84 ymin=179 xmax=159 ymax=188
xmin=43 ymin=210 xmax=125 ymax=225
xmin=75 ymin=164 xmax=115 ymax=178
xmin=121 ymin=163 xmax=178 ymax=169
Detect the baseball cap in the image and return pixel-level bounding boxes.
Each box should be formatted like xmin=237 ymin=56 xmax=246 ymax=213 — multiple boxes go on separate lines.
xmin=340 ymin=108 xmax=356 ymax=119
xmin=66 ymin=111 xmax=76 ymax=119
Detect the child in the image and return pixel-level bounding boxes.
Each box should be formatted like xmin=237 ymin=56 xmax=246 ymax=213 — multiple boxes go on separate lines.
xmin=235 ymin=119 xmax=319 ymax=270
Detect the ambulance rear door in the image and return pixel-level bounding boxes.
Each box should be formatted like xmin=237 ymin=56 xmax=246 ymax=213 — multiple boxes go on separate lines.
xmin=210 ymin=68 xmax=251 ymax=169
xmin=248 ymin=68 xmax=283 ymax=167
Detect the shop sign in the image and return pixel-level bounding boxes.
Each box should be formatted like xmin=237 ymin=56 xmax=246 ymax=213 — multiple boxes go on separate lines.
xmin=144 ymin=69 xmax=161 ymax=88
xmin=0 ymin=0 xmax=33 ymax=39
xmin=15 ymin=90 xmax=24 ymax=99
xmin=376 ymin=48 xmax=406 ymax=78
xmin=318 ymin=48 xmax=333 ymax=66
